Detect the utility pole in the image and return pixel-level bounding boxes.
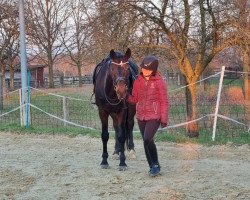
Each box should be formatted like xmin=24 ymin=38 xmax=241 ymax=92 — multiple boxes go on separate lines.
xmin=19 ymin=0 xmax=28 ymax=126
xmin=0 ymin=72 xmax=3 ymax=110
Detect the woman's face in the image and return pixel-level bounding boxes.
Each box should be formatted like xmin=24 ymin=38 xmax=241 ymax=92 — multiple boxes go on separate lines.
xmin=141 ymin=67 xmax=153 ymax=77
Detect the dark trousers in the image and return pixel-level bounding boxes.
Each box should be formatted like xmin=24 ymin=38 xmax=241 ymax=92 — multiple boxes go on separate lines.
xmin=138 ymin=119 xmax=160 ymax=168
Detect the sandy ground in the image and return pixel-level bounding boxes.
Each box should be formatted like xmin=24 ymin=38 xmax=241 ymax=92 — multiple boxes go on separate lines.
xmin=0 ymin=132 xmax=250 ymax=200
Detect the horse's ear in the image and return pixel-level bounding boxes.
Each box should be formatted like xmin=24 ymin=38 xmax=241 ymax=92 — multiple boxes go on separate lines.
xmin=110 ymin=49 xmax=116 ymax=60
xmin=125 ymin=48 xmax=131 ymax=59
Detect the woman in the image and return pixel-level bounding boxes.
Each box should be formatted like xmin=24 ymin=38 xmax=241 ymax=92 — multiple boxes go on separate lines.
xmin=127 ymin=55 xmax=168 ymax=177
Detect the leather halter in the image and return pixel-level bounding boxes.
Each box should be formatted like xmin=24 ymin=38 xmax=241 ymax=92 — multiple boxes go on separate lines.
xmin=111 ymin=61 xmax=129 ymax=67
xmin=103 ymin=61 xmax=129 ymax=105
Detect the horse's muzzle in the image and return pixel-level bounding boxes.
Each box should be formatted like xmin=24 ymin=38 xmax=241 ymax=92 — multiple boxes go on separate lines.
xmin=114 ymin=83 xmax=128 ymax=100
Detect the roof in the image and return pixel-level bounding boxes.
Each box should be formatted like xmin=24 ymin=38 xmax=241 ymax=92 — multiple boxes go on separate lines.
xmin=27 ymin=64 xmax=46 ymax=70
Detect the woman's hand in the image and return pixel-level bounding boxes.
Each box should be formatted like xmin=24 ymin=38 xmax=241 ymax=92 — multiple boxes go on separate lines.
xmin=125 ymin=93 xmax=130 ymax=102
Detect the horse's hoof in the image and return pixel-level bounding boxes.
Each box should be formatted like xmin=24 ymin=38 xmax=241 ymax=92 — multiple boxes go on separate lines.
xmin=128 ymin=149 xmax=136 ymax=160
xmin=118 ymin=166 xmax=127 ymax=171
xmin=100 ymin=161 xmax=109 ymax=169
xmin=100 ymin=164 xmax=109 ymax=169
xmin=112 ymin=152 xmax=120 ymax=160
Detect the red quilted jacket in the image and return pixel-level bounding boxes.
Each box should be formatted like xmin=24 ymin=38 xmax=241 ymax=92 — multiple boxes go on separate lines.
xmin=127 ymin=73 xmax=168 ymax=124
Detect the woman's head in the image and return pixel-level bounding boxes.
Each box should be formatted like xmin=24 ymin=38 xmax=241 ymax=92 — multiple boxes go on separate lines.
xmin=141 ymin=67 xmax=153 ymax=78
xmin=140 ymin=55 xmax=159 ymax=76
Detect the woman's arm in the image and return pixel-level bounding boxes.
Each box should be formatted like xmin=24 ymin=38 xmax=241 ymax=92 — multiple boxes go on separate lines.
xmin=158 ymin=79 xmax=169 ymax=126
xmin=127 ymin=79 xmax=139 ymax=104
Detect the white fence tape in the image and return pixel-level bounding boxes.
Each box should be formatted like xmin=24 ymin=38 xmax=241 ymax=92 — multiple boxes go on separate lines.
xmin=0 ymin=106 xmax=22 ymax=118
xmin=169 ymin=72 xmax=221 ymax=93
xmin=29 ymin=103 xmax=96 ymax=131
xmin=0 ymin=88 xmax=20 ymax=96
xmin=225 ymin=70 xmax=250 ymax=74
xmin=160 ymin=114 xmax=214 ymax=130
xmin=27 ymin=104 xmax=250 ymax=133
xmin=0 ymin=103 xmax=249 ymax=134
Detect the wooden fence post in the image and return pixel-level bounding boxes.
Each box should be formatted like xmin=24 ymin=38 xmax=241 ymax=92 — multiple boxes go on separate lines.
xmin=212 ymin=66 xmax=225 ymax=141
xmin=19 ymin=89 xmax=23 ymax=126
xmin=63 ymin=96 xmax=69 ymax=126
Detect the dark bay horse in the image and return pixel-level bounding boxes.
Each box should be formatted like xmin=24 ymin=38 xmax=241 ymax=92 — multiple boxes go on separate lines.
xmin=93 ymin=48 xmax=138 ymax=170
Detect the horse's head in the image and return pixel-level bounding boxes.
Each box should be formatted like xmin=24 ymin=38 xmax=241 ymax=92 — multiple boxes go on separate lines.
xmin=109 ymin=48 xmax=131 ymax=100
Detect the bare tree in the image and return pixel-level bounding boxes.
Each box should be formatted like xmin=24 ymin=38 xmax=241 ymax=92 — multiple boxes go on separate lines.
xmin=26 ymin=0 xmax=71 ymax=88
xmin=60 ymin=0 xmax=93 ymax=87
xmin=0 ymin=1 xmax=18 ymax=72
xmin=127 ymin=0 xmax=250 ymax=137
xmin=0 ymin=0 xmax=19 ymax=104
xmin=6 ymin=41 xmax=19 ymax=91
xmin=89 ymin=0 xmax=139 ymax=62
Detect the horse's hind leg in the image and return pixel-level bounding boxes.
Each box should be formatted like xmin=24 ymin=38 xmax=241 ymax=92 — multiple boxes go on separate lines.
xmin=99 ymin=109 xmax=109 ymax=169
xmin=126 ymin=104 xmax=136 ymax=159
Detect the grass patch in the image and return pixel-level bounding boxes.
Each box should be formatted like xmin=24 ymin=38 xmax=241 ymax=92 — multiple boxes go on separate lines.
xmin=0 ymin=123 xmax=100 ymax=138
xmin=0 ymin=123 xmax=249 ymax=145
xmin=153 ymin=128 xmax=250 ymax=145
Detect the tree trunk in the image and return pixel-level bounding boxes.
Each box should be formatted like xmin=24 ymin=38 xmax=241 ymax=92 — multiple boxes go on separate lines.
xmin=77 ymin=63 xmax=83 ymax=87
xmin=2 ymin=68 xmax=6 ymax=96
xmin=48 ymin=54 xmax=54 ymax=88
xmin=10 ymin=64 xmax=14 ymax=91
xmin=0 ymin=72 xmax=3 ymax=110
xmin=243 ymin=46 xmax=250 ymax=124
xmin=185 ymin=82 xmax=199 ymax=137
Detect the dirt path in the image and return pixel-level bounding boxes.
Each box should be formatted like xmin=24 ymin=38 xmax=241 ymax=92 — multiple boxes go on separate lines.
xmin=0 ymin=132 xmax=250 ymax=200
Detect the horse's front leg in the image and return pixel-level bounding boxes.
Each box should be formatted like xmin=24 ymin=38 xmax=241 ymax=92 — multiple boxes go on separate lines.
xmin=118 ymin=130 xmax=127 ymax=171
xmin=113 ymin=126 xmax=120 ymax=158
xmin=111 ymin=113 xmax=127 ymax=171
xmin=99 ymin=109 xmax=109 ymax=169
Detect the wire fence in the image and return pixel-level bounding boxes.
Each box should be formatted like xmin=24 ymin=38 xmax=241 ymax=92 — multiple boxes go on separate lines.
xmin=0 ymin=89 xmax=20 ymax=125
xmin=0 ymin=67 xmax=249 ymax=142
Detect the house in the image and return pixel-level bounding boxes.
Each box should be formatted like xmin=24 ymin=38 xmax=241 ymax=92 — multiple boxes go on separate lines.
xmin=5 ymin=64 xmax=46 ymax=89
xmin=28 ymin=64 xmax=46 ymax=87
